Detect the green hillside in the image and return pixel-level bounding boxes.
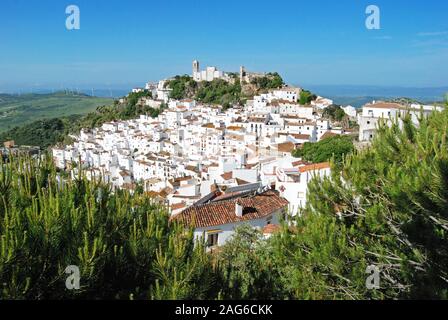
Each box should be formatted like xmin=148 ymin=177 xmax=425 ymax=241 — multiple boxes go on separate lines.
xmin=165 ymin=73 xmax=284 ymax=108
xmin=0 ymin=91 xmax=165 ymax=148
xmin=0 ymin=92 xmax=113 ymax=132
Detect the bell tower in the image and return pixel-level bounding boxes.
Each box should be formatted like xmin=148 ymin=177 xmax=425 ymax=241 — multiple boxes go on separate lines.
xmin=240 ymin=66 xmax=246 ymax=83
xmin=192 ymin=60 xmax=200 ymax=75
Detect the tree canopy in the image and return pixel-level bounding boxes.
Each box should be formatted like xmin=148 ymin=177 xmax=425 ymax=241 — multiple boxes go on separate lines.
xmin=0 ymin=117 xmax=69 ymax=149
xmin=250 ymin=72 xmax=284 ymax=89
xmin=292 ymin=135 xmax=354 ymax=165
xmin=0 ymin=155 xmax=214 ymax=299
xmin=299 ymin=90 xmax=317 ymax=105
xmin=323 ymin=104 xmax=347 ymax=122
xmin=293 ymin=108 xmax=448 ymax=299
xmin=195 ymin=79 xmax=242 ymax=106
xmin=166 ymin=75 xmax=196 ymax=100
xmin=166 ymin=72 xmax=284 ymax=106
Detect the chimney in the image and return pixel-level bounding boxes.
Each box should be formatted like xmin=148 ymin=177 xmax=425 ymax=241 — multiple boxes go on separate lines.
xmin=3 ymin=140 xmax=15 ymax=148
xmin=211 ymin=183 xmax=219 ymax=193
xmin=235 ymin=200 xmax=243 ymax=217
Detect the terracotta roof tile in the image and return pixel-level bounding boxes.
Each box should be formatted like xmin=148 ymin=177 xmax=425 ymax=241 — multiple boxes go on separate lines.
xmin=221 ymin=171 xmax=233 ymax=180
xmin=292 ymin=160 xmax=309 ymax=167
xmin=263 ymin=224 xmax=281 ymax=234
xmin=320 ymin=131 xmax=338 ymax=140
xmin=171 ymin=202 xmax=187 ymax=210
xmin=235 ymin=178 xmax=250 ymax=186
xmin=366 ymin=102 xmax=404 ymax=110
xmin=277 ymin=142 xmax=295 ymax=153
xmin=291 ymin=133 xmax=311 ymax=140
xmin=299 ymin=162 xmax=331 ymax=173
xmin=171 ymin=190 xmax=288 ymax=228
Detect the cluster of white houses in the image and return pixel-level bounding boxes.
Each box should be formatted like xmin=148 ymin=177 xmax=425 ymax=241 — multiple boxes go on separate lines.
xmin=357 ymin=101 xmax=444 ymax=142
xmin=52 ymin=63 xmax=444 ymax=248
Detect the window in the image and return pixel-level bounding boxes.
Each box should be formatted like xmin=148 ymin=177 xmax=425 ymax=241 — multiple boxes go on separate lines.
xmin=207 ymin=233 xmax=219 ymax=247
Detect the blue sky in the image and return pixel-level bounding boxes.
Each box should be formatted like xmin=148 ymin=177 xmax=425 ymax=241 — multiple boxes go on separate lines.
xmin=0 ymin=0 xmax=447 ymax=91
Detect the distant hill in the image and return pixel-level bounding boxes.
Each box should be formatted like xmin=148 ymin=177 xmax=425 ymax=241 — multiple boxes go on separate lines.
xmin=0 ymin=117 xmax=76 ymax=149
xmin=0 ymin=92 xmax=113 ymax=132
xmin=327 ymin=96 xmax=446 ymax=108
xmin=0 ymin=91 xmax=165 ymax=148
xmin=325 ymin=96 xmax=386 ymax=108
xmin=302 ymin=85 xmax=448 ymax=108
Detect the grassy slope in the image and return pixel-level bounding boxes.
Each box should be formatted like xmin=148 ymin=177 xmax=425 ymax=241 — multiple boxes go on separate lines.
xmin=0 ymin=92 xmax=113 ymax=132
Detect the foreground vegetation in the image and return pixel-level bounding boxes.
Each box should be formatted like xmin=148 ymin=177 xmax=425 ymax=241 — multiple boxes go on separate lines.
xmin=220 ymin=106 xmax=448 ymax=300
xmin=0 ymin=155 xmax=214 ymax=299
xmin=1 ymin=102 xmax=448 ymax=299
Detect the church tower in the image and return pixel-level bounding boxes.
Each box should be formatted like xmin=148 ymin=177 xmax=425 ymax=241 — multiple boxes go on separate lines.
xmin=240 ymin=66 xmax=246 ymax=83
xmin=192 ymin=60 xmax=200 ymax=75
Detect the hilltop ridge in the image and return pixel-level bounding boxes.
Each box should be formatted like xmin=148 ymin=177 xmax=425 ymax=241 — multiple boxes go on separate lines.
xmin=164 ymin=72 xmax=284 ymax=108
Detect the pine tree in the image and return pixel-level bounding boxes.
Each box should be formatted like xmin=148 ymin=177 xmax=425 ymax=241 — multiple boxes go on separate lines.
xmin=0 ymin=154 xmax=214 ymax=299
xmin=283 ymin=107 xmax=448 ymax=299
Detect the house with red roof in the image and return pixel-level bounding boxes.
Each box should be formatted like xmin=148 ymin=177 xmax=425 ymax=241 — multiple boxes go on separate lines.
xmin=276 ymin=161 xmax=331 ymax=216
xmin=170 ymin=188 xmax=288 ymax=248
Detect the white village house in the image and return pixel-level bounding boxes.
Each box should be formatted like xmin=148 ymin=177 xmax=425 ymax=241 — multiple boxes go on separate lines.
xmin=358 ymin=101 xmax=444 ymax=142
xmin=54 ymin=61 xmax=447 ymax=247
xmin=170 ymin=187 xmax=289 ymax=248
